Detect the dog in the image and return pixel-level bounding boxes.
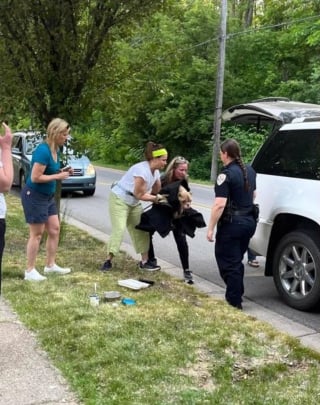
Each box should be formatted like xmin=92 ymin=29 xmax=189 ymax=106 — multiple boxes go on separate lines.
xmin=175 ymin=185 xmax=192 ymax=217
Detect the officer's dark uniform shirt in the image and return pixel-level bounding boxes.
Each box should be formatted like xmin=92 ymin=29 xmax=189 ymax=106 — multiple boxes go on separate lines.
xmin=215 ymin=161 xmax=256 ymax=210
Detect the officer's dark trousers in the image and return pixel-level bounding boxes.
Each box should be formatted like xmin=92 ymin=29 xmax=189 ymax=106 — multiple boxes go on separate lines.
xmin=215 ymin=216 xmax=256 ymax=308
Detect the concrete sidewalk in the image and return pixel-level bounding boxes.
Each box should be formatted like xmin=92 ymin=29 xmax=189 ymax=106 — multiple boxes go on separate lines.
xmin=1 ymin=216 xmax=320 ymax=404
xmin=0 ymin=298 xmax=79 ymax=405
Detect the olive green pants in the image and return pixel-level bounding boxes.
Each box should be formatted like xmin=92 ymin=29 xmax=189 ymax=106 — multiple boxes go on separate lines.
xmin=107 ymin=192 xmax=149 ymax=255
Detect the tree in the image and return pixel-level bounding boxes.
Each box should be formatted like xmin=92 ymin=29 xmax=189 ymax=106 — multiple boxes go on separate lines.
xmin=0 ymin=0 xmax=165 ymax=127
xmin=230 ymin=0 xmax=256 ymax=28
xmin=90 ymin=0 xmax=219 ymax=163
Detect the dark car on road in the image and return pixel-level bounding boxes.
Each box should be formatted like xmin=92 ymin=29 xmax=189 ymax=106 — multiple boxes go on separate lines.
xmin=11 ymin=131 xmax=96 ymax=196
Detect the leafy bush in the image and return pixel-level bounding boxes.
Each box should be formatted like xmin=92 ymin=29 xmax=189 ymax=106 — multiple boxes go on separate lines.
xmin=188 ymin=125 xmax=269 ymax=181
xmin=221 ymin=124 xmax=269 ymax=163
xmin=189 ymin=146 xmax=212 ymax=180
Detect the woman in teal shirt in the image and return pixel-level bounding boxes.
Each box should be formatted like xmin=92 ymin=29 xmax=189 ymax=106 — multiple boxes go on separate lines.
xmin=21 ymin=118 xmax=73 ymax=281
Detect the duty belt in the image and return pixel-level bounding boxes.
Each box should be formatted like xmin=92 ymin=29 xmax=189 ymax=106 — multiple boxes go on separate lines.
xmin=232 ymin=207 xmax=253 ymax=216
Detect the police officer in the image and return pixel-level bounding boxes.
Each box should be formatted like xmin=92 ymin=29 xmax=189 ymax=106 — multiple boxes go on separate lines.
xmin=207 ymin=139 xmax=257 ymax=310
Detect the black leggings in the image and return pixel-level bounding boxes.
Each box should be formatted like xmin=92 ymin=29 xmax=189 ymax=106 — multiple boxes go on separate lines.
xmin=148 ymin=222 xmax=189 ymax=270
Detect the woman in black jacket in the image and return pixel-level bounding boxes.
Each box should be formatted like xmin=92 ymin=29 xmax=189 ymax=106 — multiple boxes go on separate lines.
xmin=148 ymin=156 xmax=195 ymax=284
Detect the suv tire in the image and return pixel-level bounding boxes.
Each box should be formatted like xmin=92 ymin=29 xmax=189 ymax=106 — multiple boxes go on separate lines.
xmin=273 ymin=230 xmax=320 ymax=311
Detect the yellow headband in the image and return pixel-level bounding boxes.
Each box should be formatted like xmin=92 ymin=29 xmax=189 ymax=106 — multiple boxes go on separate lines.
xmin=152 ymin=148 xmax=167 ymax=158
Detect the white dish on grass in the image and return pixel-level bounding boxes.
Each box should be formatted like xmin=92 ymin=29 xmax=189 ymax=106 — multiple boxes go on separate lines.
xmin=117 ymin=279 xmax=150 ymax=290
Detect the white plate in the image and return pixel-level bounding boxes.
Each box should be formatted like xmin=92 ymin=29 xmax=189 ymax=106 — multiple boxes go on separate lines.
xmin=117 ymin=279 xmax=150 ymax=290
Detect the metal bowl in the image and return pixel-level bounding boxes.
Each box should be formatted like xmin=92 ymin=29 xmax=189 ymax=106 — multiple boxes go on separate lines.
xmin=104 ymin=291 xmax=121 ymax=302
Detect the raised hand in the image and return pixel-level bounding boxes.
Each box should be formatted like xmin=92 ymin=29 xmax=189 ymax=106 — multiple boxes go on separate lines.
xmin=0 ymin=122 xmax=13 ymax=150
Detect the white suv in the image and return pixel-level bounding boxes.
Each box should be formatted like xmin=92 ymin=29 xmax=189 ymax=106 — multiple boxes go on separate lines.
xmin=223 ymin=98 xmax=320 ymax=311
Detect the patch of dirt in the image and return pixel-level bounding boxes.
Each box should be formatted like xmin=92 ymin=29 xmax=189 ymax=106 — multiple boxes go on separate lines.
xmin=179 ymin=347 xmax=216 ymax=391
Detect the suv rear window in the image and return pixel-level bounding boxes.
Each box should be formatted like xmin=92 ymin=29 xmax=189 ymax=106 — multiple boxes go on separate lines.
xmin=252 ymin=129 xmax=320 ymax=180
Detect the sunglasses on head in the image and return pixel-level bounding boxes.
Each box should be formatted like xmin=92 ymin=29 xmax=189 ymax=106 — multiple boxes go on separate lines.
xmin=174 ymin=156 xmax=188 ymax=165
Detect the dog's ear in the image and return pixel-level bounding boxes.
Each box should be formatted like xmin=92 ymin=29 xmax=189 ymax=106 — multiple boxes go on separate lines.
xmin=179 ymin=186 xmax=192 ymax=201
xmin=178 ymin=186 xmax=192 ymax=210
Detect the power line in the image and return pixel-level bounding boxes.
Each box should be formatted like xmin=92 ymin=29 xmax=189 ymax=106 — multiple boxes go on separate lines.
xmin=177 ymin=13 xmax=320 ymax=52
xmin=227 ymin=13 xmax=320 ymax=39
xmin=4 ymin=9 xmax=320 ymax=105
xmin=110 ymin=12 xmax=320 ymax=78
xmin=127 ymin=13 xmax=320 ymax=57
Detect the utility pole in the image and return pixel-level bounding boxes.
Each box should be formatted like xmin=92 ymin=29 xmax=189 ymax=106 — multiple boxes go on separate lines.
xmin=210 ymin=0 xmax=227 ymax=182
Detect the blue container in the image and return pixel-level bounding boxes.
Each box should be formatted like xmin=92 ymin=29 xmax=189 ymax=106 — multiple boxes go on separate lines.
xmin=122 ymin=298 xmax=136 ymax=306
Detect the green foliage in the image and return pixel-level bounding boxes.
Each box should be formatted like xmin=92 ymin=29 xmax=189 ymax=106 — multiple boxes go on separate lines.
xmin=189 ymin=143 xmax=213 ymax=180
xmin=189 ymin=125 xmax=268 ymax=182
xmin=87 ymin=0 xmax=320 ymax=170
xmin=221 ymin=124 xmax=269 ymax=163
xmin=89 ymin=0 xmax=219 ymax=162
xmin=0 ymin=0 xmax=164 ymax=125
xmin=2 ymin=0 xmax=320 ymax=180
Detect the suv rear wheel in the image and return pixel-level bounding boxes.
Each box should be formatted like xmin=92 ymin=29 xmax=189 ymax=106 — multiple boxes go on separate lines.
xmin=273 ymin=230 xmax=320 ymax=311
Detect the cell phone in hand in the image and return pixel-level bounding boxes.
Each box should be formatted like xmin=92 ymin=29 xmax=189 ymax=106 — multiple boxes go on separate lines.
xmin=62 ymin=165 xmax=71 ymax=172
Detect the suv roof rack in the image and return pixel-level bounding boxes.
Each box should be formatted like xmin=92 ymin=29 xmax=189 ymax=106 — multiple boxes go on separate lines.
xmin=251 ymin=97 xmax=290 ymax=103
xmin=291 ymin=116 xmax=320 ymax=123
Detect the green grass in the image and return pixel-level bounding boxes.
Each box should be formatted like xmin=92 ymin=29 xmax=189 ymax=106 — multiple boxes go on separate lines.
xmin=3 ymin=193 xmax=320 ymax=404
xmin=92 ymin=160 xmax=131 ymax=172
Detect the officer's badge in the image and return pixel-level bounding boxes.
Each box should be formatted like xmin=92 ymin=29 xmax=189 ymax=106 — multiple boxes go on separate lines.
xmin=217 ymin=173 xmax=226 ymax=186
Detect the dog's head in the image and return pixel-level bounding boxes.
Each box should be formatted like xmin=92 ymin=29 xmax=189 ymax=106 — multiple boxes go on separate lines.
xmin=178 ymin=185 xmax=192 ymax=210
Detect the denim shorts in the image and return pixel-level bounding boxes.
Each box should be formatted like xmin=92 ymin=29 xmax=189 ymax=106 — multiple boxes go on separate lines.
xmin=21 ymin=186 xmax=57 ymax=224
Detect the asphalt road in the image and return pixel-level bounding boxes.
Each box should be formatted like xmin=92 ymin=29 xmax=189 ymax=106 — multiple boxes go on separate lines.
xmin=59 ymin=166 xmax=320 ymax=330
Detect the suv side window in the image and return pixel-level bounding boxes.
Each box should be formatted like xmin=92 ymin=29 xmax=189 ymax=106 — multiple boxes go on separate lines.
xmin=12 ymin=135 xmax=22 ymax=151
xmin=252 ymin=129 xmax=320 ymax=180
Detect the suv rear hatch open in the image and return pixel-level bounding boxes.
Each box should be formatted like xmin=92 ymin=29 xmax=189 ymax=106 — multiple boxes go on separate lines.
xmin=222 ymin=97 xmax=320 ymax=126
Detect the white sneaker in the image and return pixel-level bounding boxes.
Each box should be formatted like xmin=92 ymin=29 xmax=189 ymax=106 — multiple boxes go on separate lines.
xmin=44 ymin=263 xmax=71 ymax=275
xmin=24 ymin=269 xmax=47 ymax=281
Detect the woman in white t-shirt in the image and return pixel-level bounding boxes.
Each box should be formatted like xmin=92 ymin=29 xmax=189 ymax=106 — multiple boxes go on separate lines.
xmin=0 ymin=122 xmax=14 ymax=294
xmin=100 ymin=141 xmax=168 ymax=272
